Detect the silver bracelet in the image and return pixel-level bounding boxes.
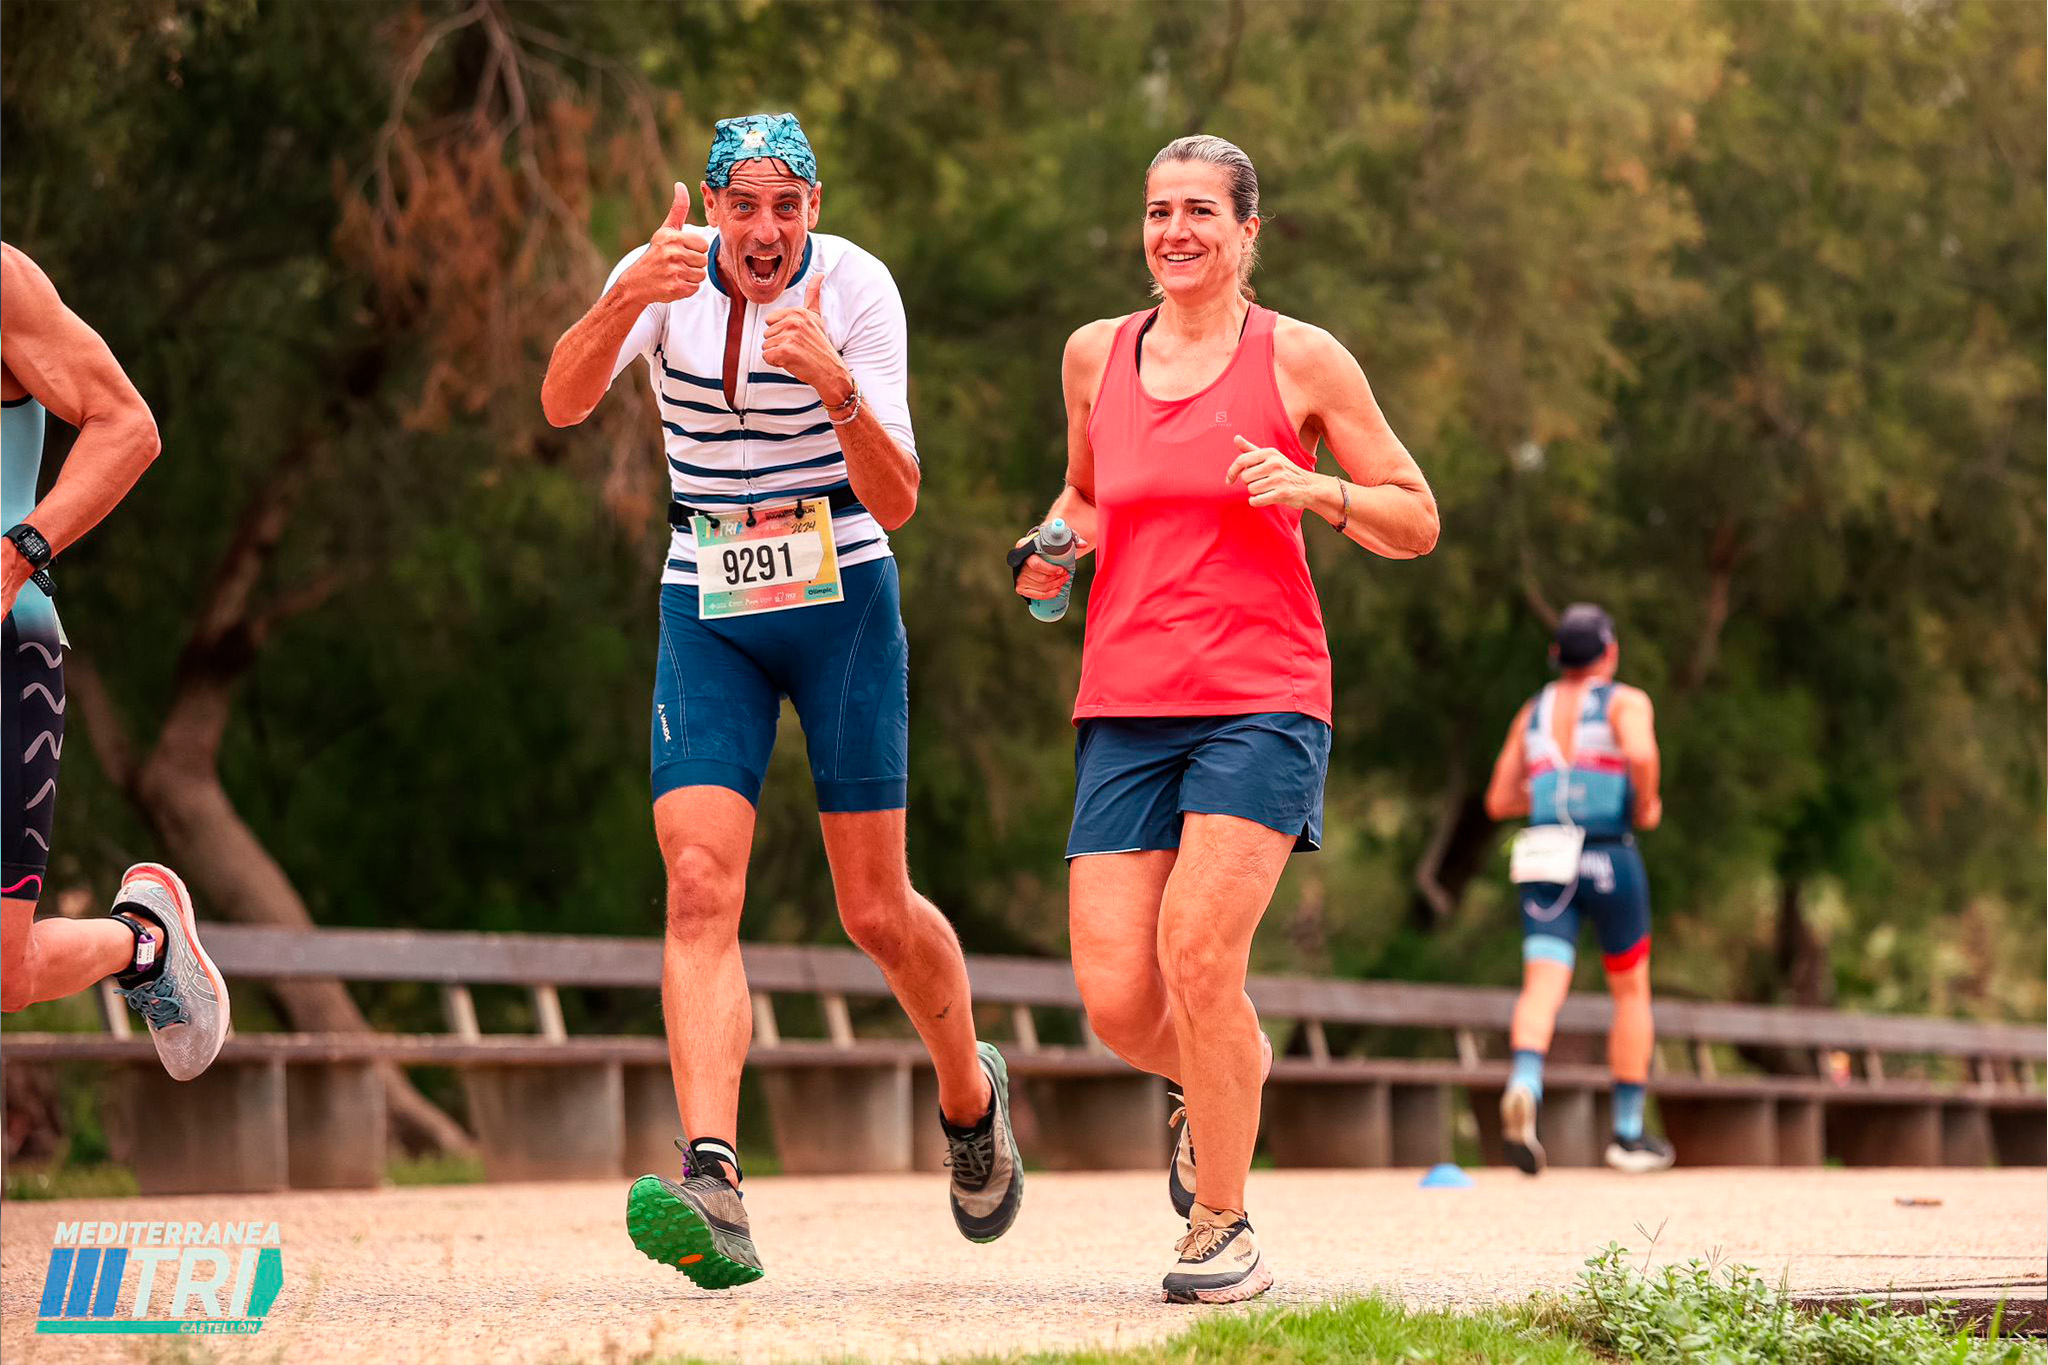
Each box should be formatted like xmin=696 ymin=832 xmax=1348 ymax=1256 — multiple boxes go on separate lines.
xmin=1334 ymin=479 xmax=1350 ymax=533
xmin=826 ymin=384 xmax=862 ymax=427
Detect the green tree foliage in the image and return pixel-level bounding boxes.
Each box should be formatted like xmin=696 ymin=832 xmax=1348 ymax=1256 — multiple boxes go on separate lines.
xmin=2 ymin=0 xmax=2038 ymax=1025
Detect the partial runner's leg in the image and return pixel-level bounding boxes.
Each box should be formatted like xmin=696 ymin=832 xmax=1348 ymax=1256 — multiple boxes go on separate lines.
xmin=653 ymin=785 xmax=758 ymax=1159
xmin=819 ymin=807 xmax=987 ymax=1124
xmin=1602 ymin=955 xmax=1673 ymax=1169
xmin=1606 ymin=957 xmax=1654 ymax=1088
xmin=0 ymin=897 xmax=134 ymax=1012
xmin=1156 ymin=811 xmax=1292 ymax=1217
xmin=1503 ymin=952 xmax=1573 ymax=1175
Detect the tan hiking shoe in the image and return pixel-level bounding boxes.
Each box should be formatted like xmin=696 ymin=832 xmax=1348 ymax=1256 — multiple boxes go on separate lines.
xmin=1162 ymin=1202 xmax=1272 ymax=1304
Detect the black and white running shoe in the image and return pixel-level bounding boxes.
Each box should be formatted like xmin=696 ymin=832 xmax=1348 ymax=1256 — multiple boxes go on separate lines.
xmin=1604 ymin=1133 xmax=1677 ymax=1173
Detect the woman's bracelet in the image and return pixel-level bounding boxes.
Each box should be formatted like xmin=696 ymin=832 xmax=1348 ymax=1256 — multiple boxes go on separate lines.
xmin=826 ymin=383 xmax=862 ymax=427
xmin=1333 ymin=478 xmax=1351 ymax=533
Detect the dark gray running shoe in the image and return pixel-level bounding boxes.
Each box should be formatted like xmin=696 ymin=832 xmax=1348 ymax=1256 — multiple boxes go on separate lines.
xmin=1166 ymin=1088 xmax=1196 ymax=1220
xmin=627 ymin=1139 xmax=763 ymax=1289
xmin=945 ymin=1041 xmax=1024 ymax=1242
xmin=1604 ymin=1133 xmax=1677 ymax=1173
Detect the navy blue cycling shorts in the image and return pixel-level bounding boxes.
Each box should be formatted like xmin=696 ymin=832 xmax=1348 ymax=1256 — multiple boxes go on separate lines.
xmin=651 ymin=556 xmax=908 ymax=813
xmin=1519 ymin=835 xmax=1652 ymax=972
xmin=1067 ymin=712 xmax=1331 ymax=859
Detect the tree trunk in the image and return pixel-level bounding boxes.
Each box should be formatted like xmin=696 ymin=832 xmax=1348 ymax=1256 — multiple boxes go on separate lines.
xmin=1738 ymin=876 xmax=1832 ymax=1076
xmin=1410 ymin=762 xmax=1502 ymax=931
xmin=1774 ymin=876 xmax=1830 ymax=1009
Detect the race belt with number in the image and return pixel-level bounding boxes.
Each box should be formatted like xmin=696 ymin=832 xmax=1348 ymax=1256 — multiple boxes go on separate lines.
xmin=690 ymin=498 xmax=843 ymax=620
xmin=1508 ymin=825 xmax=1586 ymax=887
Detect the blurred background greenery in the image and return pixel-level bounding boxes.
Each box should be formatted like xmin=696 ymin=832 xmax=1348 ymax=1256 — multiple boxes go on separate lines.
xmin=1 ymin=0 xmax=2039 ymax=1060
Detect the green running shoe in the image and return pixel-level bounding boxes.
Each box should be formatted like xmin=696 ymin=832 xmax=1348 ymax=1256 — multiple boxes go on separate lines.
xmin=944 ymin=1041 xmax=1024 ymax=1242
xmin=627 ymin=1138 xmax=763 ymax=1289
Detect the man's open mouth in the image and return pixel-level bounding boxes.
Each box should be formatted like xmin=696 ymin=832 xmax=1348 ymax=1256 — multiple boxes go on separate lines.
xmin=744 ymin=253 xmax=784 ymax=287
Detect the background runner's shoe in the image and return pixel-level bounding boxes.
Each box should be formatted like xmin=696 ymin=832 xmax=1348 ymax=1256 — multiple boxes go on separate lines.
xmin=1500 ymin=1084 xmax=1545 ymax=1175
xmin=1166 ymin=1088 xmax=1196 ymax=1219
xmin=627 ymin=1152 xmax=764 ymax=1290
xmin=1162 ymin=1203 xmax=1273 ymax=1304
xmin=112 ymin=864 xmax=229 ymax=1082
xmin=946 ymin=1040 xmax=1023 ymax=1242
xmin=1605 ymin=1133 xmax=1677 ymax=1173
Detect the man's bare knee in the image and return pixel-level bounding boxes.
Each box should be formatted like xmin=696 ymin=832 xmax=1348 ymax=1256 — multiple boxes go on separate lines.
xmin=664 ymin=844 xmax=745 ymax=942
xmin=1606 ymin=961 xmax=1653 ymax=1001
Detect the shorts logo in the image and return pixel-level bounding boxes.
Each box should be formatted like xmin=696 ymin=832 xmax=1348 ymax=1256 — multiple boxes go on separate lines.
xmin=656 ymin=702 xmax=673 ymax=744
xmin=37 ymin=1220 xmax=284 ymax=1336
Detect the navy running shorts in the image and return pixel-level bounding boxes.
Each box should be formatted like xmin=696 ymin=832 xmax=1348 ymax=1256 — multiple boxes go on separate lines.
xmin=2 ymin=611 xmax=63 ymax=901
xmin=1067 ymin=712 xmax=1331 ymax=859
xmin=1519 ymin=835 xmax=1651 ymax=972
xmin=651 ymin=555 xmax=908 ymax=813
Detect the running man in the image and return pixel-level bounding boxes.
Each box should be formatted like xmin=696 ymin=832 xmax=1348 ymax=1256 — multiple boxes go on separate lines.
xmin=541 ymin=113 xmax=1021 ymax=1288
xmin=1 ymin=243 xmax=230 ymax=1080
xmin=1483 ymin=602 xmax=1676 ymax=1174
xmin=1015 ymin=135 xmax=1438 ymax=1302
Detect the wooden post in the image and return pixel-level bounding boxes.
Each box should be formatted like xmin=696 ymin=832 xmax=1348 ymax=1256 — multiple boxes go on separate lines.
xmin=1303 ymin=1019 xmax=1331 ymax=1064
xmin=822 ymin=994 xmax=855 ymax=1047
xmin=531 ymin=985 xmax=566 ymax=1043
xmin=1011 ymin=1004 xmax=1040 ymax=1053
xmin=751 ymin=992 xmax=781 ymax=1047
xmin=441 ymin=984 xmax=480 ymax=1040
xmin=97 ymin=980 xmax=132 ymax=1039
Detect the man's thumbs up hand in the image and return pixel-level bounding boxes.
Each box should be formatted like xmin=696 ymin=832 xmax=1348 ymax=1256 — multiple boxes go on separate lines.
xmin=763 ymin=269 xmax=851 ymax=409
xmin=621 ymin=181 xmax=711 ymax=305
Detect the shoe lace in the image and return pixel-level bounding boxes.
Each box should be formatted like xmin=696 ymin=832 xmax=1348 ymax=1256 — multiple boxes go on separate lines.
xmin=116 ymin=977 xmax=187 ymax=1030
xmin=1167 ymin=1095 xmax=1194 ymax=1161
xmin=1175 ymin=1218 xmax=1234 ymax=1262
xmin=943 ymin=1124 xmax=995 ymax=1187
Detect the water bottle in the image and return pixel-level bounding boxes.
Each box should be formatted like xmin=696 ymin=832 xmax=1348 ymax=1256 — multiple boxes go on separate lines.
xmin=1028 ymin=518 xmax=1078 ymax=623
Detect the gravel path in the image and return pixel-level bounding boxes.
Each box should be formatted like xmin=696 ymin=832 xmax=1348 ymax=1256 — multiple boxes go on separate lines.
xmin=3 ymin=1168 xmax=2041 ymax=1363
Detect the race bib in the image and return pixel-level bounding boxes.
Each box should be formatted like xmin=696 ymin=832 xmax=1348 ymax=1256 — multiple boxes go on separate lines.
xmin=1509 ymin=825 xmax=1586 ymax=887
xmin=692 ymin=499 xmax=843 ymax=620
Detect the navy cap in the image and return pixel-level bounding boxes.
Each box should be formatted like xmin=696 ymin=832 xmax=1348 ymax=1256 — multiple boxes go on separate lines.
xmin=1553 ymin=603 xmax=1616 ymax=667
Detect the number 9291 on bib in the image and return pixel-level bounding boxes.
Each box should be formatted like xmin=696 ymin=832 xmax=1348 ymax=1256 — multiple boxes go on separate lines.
xmin=691 ymin=499 xmax=844 ymax=620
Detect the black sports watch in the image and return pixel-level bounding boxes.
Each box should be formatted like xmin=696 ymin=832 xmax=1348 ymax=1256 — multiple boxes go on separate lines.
xmin=4 ymin=523 xmax=55 ymax=596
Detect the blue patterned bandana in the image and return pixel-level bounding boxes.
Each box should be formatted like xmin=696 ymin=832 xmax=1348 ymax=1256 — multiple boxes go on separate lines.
xmin=705 ymin=113 xmax=819 ymax=189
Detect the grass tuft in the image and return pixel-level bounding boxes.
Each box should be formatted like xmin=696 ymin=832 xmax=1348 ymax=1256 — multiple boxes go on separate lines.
xmin=1554 ymin=1240 xmax=2043 ymax=1364
xmin=3 ymin=1162 xmax=139 ymax=1201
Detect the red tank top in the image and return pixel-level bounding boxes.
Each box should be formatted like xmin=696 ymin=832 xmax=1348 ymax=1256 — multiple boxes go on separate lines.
xmin=1074 ymin=306 xmax=1333 ymax=724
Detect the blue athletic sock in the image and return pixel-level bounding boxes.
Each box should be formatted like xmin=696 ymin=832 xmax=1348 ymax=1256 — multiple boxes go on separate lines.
xmin=1612 ymin=1082 xmax=1646 ymax=1141
xmin=1510 ymin=1049 xmax=1546 ymax=1101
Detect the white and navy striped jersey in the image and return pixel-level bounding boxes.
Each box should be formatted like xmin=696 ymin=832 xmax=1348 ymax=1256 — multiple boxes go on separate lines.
xmin=606 ymin=232 xmax=915 ymax=587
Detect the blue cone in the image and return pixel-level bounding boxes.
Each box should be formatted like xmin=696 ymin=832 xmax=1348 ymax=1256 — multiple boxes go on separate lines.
xmin=1419 ymin=1162 xmax=1474 ymax=1189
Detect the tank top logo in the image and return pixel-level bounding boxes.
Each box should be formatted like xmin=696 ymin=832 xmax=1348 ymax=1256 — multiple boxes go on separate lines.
xmin=1212 ymin=408 xmax=1229 ymax=425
